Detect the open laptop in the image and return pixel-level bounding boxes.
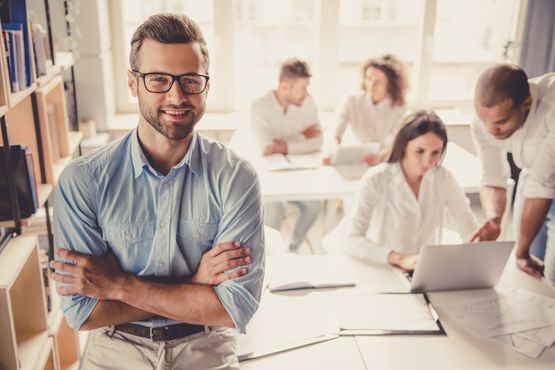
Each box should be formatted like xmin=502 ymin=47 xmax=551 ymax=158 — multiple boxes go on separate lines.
xmin=394 ymin=241 xmax=514 ymax=292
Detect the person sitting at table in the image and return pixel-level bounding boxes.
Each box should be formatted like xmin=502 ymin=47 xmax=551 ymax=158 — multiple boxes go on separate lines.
xmin=345 ymin=110 xmax=499 ymax=271
xmin=251 ymin=58 xmax=323 ymax=251
xmin=323 ymin=54 xmax=409 ymax=166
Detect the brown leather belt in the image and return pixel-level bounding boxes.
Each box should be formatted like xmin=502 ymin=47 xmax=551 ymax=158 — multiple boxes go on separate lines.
xmin=114 ymin=323 xmax=205 ymax=341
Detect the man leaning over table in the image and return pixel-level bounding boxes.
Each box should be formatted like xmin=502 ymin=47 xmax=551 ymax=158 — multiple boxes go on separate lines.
xmin=471 ymin=64 xmax=555 ymax=285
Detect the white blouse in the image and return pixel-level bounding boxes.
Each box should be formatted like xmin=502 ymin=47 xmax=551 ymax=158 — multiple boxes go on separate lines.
xmin=335 ymin=93 xmax=407 ymax=146
xmin=345 ymin=162 xmax=479 ymax=264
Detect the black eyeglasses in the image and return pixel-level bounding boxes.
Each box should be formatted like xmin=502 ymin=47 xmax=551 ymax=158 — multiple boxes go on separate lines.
xmin=132 ymin=70 xmax=210 ymax=94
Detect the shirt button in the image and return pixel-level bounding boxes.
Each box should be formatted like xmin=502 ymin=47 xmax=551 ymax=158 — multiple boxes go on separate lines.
xmin=159 ymin=221 xmax=167 ymax=229
xmin=159 ymin=261 xmax=166 ymax=268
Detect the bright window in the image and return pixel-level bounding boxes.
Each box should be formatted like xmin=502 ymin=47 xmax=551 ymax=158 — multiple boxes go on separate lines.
xmin=429 ymin=0 xmax=520 ymax=101
xmin=110 ymin=0 xmax=523 ymax=116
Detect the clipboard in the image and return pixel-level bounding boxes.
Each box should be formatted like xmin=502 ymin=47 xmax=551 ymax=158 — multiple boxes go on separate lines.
xmin=334 ymin=292 xmax=446 ymax=336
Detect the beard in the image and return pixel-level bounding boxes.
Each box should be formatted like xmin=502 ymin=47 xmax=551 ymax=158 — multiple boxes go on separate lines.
xmin=138 ymin=99 xmax=205 ymax=141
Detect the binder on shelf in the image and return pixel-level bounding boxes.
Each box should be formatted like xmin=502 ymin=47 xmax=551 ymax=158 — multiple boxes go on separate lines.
xmin=0 ymin=144 xmax=39 ymax=220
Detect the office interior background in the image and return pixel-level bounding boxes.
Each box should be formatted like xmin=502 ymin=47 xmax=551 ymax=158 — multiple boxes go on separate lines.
xmin=61 ymin=0 xmax=554 ymax=153
xmin=0 ymin=0 xmax=555 ymax=369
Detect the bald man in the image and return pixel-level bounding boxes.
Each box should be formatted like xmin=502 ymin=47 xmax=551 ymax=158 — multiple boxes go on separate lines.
xmin=471 ymin=64 xmax=555 ymax=284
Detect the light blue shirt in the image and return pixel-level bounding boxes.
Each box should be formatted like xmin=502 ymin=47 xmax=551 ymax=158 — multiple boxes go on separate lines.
xmin=54 ymin=129 xmax=265 ymax=333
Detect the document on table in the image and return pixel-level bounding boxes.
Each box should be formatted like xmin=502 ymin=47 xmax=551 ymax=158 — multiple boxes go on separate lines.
xmin=265 ymin=254 xmax=356 ymax=292
xmin=490 ymin=334 xmax=546 ymax=358
xmin=333 ymin=292 xmax=442 ymax=334
xmin=261 ymin=153 xmax=319 ymax=171
xmin=236 ymin=294 xmax=339 ymax=361
xmin=439 ymin=288 xmax=555 ymax=358
xmin=439 ymin=288 xmax=555 ymax=339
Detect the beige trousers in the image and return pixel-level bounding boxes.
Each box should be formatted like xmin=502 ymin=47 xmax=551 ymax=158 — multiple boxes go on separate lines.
xmin=80 ymin=326 xmax=239 ymax=370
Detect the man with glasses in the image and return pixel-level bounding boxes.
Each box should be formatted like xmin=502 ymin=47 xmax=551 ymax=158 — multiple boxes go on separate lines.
xmin=250 ymin=58 xmax=323 ymax=251
xmin=50 ymin=13 xmax=264 ymax=369
xmin=472 ymin=64 xmax=555 ymax=285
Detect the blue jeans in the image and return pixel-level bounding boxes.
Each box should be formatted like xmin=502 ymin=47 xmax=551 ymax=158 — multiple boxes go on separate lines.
xmin=264 ymin=201 xmax=321 ymax=250
xmin=513 ymin=171 xmax=555 ymax=284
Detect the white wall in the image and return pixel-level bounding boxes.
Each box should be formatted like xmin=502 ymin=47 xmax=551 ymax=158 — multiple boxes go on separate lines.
xmin=73 ymin=0 xmax=115 ymax=132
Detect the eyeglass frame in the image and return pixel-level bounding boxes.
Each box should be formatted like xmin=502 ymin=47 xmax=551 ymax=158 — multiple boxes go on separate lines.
xmin=131 ymin=69 xmax=210 ymax=94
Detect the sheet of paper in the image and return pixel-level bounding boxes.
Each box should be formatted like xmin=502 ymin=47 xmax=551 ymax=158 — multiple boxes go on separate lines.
xmin=516 ymin=325 xmax=555 ymax=347
xmin=260 ymin=153 xmax=292 ymax=171
xmin=285 ymin=154 xmax=319 ymax=170
xmin=266 ymin=254 xmax=356 ymax=292
xmin=439 ymin=288 xmax=555 ymax=339
xmin=489 ymin=334 xmax=546 ymax=358
xmin=334 ymin=292 xmax=440 ymax=332
xmin=236 ymin=293 xmax=339 ymax=360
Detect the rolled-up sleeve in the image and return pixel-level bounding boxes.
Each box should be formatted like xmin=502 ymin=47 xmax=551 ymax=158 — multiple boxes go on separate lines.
xmin=443 ymin=169 xmax=479 ymax=241
xmin=287 ymin=97 xmax=323 ymax=154
xmin=54 ymin=160 xmax=107 ymax=330
xmin=334 ymin=96 xmax=351 ymax=141
xmin=345 ymin=169 xmax=391 ymax=264
xmin=212 ymin=161 xmax=265 ymax=333
xmin=525 ymin=112 xmax=555 ymax=199
xmin=471 ymin=117 xmax=510 ymax=190
xmin=250 ymin=101 xmax=276 ymax=152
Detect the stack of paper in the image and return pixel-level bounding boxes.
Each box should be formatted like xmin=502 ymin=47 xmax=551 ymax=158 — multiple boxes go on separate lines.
xmin=439 ymin=288 xmax=555 ymax=358
xmin=265 ymin=254 xmax=356 ymax=292
xmin=236 ymin=293 xmax=339 ymax=361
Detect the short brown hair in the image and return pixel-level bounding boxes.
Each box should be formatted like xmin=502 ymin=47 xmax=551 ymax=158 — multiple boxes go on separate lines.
xmin=130 ymin=13 xmax=209 ymax=71
xmin=475 ymin=64 xmax=530 ymax=108
xmin=279 ymin=58 xmax=312 ymax=81
xmin=361 ymin=54 xmax=409 ymax=107
xmin=388 ymin=110 xmax=448 ymax=163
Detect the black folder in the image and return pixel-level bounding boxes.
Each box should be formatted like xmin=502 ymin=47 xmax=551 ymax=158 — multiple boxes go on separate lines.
xmin=0 ymin=144 xmax=39 ymax=220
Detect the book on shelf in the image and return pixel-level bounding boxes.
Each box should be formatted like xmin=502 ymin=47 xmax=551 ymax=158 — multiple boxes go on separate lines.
xmin=47 ymin=104 xmax=61 ymax=161
xmin=2 ymin=29 xmax=18 ymax=92
xmin=3 ymin=23 xmax=27 ymax=90
xmin=1 ymin=0 xmax=34 ymax=87
xmin=31 ymin=22 xmax=52 ymax=76
xmin=0 ymin=145 xmax=39 ymax=220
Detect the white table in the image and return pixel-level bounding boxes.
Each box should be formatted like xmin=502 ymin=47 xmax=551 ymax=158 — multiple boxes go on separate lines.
xmin=240 ymin=250 xmax=555 ymax=369
xmin=228 ymin=130 xmax=482 ymax=202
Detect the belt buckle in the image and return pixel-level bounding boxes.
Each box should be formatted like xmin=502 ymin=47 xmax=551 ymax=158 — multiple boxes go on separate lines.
xmin=149 ymin=327 xmax=158 ymax=341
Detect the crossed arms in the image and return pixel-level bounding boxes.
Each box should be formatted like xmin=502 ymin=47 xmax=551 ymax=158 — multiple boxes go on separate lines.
xmin=50 ymin=242 xmax=252 ymax=330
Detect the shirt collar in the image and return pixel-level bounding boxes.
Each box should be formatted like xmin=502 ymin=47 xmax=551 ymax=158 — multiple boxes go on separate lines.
xmin=130 ymin=128 xmax=202 ymax=179
xmin=375 ymin=96 xmax=392 ymax=110
xmin=388 ymin=161 xmax=437 ymax=188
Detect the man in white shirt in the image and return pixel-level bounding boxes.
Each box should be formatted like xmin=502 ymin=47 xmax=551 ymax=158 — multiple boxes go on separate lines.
xmin=251 ymin=58 xmax=323 ymax=250
xmin=472 ymin=64 xmax=555 ymax=284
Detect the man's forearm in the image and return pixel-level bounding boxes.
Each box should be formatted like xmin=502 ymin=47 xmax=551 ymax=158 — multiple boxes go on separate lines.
xmin=480 ymin=185 xmax=507 ymax=220
xmin=81 ymin=300 xmax=153 ymax=330
xmin=516 ymin=198 xmax=552 ymax=257
xmin=115 ymin=276 xmax=235 ymax=328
